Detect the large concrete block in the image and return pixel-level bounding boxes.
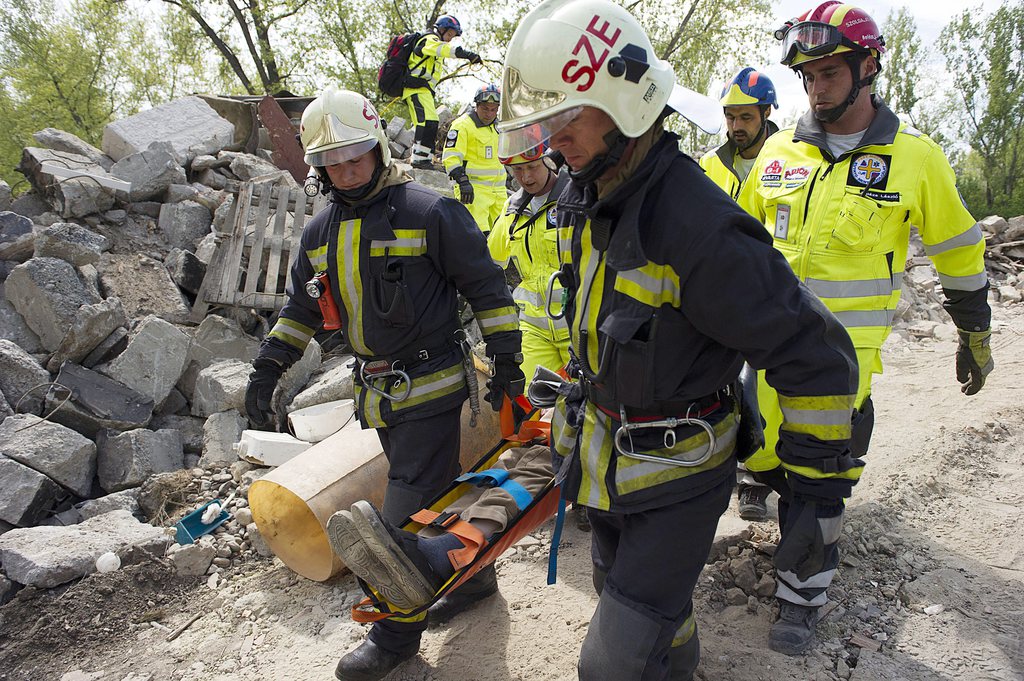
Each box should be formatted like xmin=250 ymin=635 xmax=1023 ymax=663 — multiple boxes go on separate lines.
xmin=979 ymin=215 xmax=1008 ymax=236
xmin=109 ymin=146 xmax=186 ymax=202
xmin=97 ymin=316 xmax=190 ymax=405
xmin=101 ymin=96 xmax=235 ymax=163
xmin=1004 ymin=215 xmax=1024 ymax=242
xmin=0 ymin=339 xmax=51 ymax=415
xmin=191 ymin=359 xmax=250 ymax=417
xmin=0 ymin=509 xmax=168 ymax=587
xmin=0 ymin=456 xmax=61 ymax=526
xmin=45 ymin=296 xmax=127 ymax=372
xmin=226 ymin=152 xmax=283 ymax=181
xmin=97 ymin=428 xmax=184 ymax=493
xmin=200 ymin=410 xmax=247 ymax=467
xmin=0 ymin=282 xmax=44 ymax=354
xmin=0 ymin=211 xmax=36 ymax=262
xmin=0 ymin=415 xmax=96 ymax=497
xmin=75 ymin=488 xmax=140 ymax=520
xmin=32 ymin=128 xmax=113 ymax=171
xmin=47 ymin=362 xmax=153 ymax=437
xmin=289 ymin=356 xmax=355 ymax=412
xmin=4 ymin=257 xmax=101 ymax=350
xmin=150 ymin=414 xmax=204 ymax=454
xmin=409 ymin=167 xmax=454 ymax=198
xmin=8 ymin=192 xmax=49 ymax=220
xmin=18 ymin=147 xmax=117 ymax=218
xmin=157 ymin=200 xmax=212 ymax=252
xmin=33 ymin=222 xmax=109 ymax=266
xmin=177 ymin=315 xmax=260 ymax=399
xmin=165 ymin=248 xmax=206 ymax=295
xmin=96 ymin=253 xmax=190 ymax=324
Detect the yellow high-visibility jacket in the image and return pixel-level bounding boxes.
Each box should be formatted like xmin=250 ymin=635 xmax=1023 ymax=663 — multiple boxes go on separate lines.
xmin=442 ymin=112 xmax=507 ymax=196
xmin=738 ymin=99 xmax=991 ymax=353
xmin=698 ymin=120 xmax=779 ymax=200
xmin=407 ymin=33 xmax=454 ymax=92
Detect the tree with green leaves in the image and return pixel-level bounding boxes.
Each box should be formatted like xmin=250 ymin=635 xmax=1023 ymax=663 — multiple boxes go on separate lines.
xmin=878 ymin=7 xmax=922 ymax=123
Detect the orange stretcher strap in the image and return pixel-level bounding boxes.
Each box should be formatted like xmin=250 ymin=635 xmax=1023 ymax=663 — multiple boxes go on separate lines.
xmin=409 ymin=509 xmax=487 ymax=570
xmin=500 ymin=396 xmax=551 ymax=442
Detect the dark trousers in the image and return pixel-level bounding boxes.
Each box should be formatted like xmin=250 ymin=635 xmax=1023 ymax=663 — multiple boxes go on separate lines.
xmin=579 ymin=476 xmax=733 ymax=681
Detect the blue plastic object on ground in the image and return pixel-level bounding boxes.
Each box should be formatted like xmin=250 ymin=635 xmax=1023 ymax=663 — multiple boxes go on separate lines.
xmin=174 ymin=500 xmax=230 ymax=545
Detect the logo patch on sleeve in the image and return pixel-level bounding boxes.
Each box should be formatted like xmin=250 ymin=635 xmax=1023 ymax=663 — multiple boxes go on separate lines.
xmin=444 ymin=130 xmax=458 ymax=148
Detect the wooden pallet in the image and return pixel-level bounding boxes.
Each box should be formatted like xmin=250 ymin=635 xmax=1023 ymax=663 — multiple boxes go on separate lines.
xmin=191 ymin=181 xmax=328 ymax=322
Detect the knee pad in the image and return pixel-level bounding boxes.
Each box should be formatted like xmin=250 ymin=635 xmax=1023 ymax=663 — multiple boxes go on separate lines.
xmin=667 ymin=625 xmax=700 ymax=681
xmin=579 ymin=590 xmax=669 ymax=681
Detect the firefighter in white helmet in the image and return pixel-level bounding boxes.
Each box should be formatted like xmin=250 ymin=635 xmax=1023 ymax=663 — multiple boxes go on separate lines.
xmin=499 ymin=0 xmax=859 ymax=677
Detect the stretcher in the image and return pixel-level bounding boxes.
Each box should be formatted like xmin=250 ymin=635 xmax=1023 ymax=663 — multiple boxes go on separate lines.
xmin=351 ymin=396 xmax=563 ymax=623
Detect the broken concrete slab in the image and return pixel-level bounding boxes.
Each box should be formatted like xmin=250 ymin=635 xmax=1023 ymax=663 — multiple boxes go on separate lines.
xmin=1004 ymin=215 xmax=1024 ymax=242
xmin=0 ymin=181 xmax=10 ymax=211
xmin=32 ymin=128 xmax=113 ymax=171
xmin=979 ymin=215 xmax=1008 ymax=236
xmin=96 ymin=428 xmax=184 ymax=493
xmin=102 ymin=96 xmax=235 ymax=164
xmin=226 ymin=152 xmax=282 ymax=181
xmin=0 ymin=391 xmax=12 ymax=420
xmin=96 ymin=316 xmax=189 ymax=406
xmin=77 ymin=263 xmax=102 ymax=300
xmin=164 ymin=183 xmax=199 ymax=204
xmin=165 ymin=248 xmax=206 ymax=295
xmin=409 ymin=167 xmax=454 ymax=198
xmin=96 ymin=253 xmax=191 ymax=324
xmin=190 ymin=154 xmax=225 ymax=172
xmin=200 ymin=410 xmax=247 ymax=468
xmin=0 ymin=415 xmax=96 ymax=497
xmin=167 ymin=541 xmax=216 ymax=576
xmin=289 ymin=357 xmax=355 ymax=412
xmin=194 ymin=168 xmax=231 ymax=191
xmin=275 ymin=340 xmax=322 ymax=417
xmin=9 ymin=192 xmax=49 ymax=220
xmin=45 ymin=296 xmax=127 ymax=372
xmin=0 ymin=509 xmax=169 ymax=587
xmin=156 ymin=387 xmax=189 ymax=416
xmin=0 ymin=211 xmax=36 ymax=262
xmin=0 ymin=456 xmax=62 ymax=527
xmin=47 ymin=362 xmax=153 ymax=437
xmin=81 ymin=326 xmax=129 ymax=369
xmin=19 ymin=147 xmax=118 ymax=218
xmin=33 ymin=222 xmax=110 ymax=266
xmin=0 ymin=339 xmax=51 ymax=415
xmin=109 ymin=146 xmax=187 ymax=202
xmin=149 ymin=414 xmax=204 ymax=454
xmin=177 ymin=315 xmax=260 ymax=399
xmin=4 ymin=257 xmax=101 ymax=350
xmin=191 ymin=359 xmax=250 ymax=418
xmin=75 ymin=488 xmax=140 ymax=520
xmin=157 ymin=200 xmax=212 ymax=252
xmin=0 ymin=282 xmax=44 ymax=354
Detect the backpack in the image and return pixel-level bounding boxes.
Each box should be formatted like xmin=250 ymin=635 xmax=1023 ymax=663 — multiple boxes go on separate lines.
xmin=378 ymin=32 xmax=429 ymax=97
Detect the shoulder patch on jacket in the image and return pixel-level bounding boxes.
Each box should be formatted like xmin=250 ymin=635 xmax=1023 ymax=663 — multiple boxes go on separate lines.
xmin=445 ymin=129 xmax=458 ymax=148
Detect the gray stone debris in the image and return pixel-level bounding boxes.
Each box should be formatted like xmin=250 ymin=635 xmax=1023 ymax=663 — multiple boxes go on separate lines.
xmin=47 ymin=362 xmax=153 ymax=436
xmin=0 ymin=415 xmax=96 ymax=497
xmin=102 ymin=96 xmax=235 ymax=163
xmin=164 ymin=183 xmax=199 ymax=204
xmin=409 ymin=167 xmax=454 ymax=198
xmin=1004 ymin=215 xmax=1024 ymax=242
xmin=167 ymin=541 xmax=216 ymax=576
xmin=45 ymin=296 xmax=127 ymax=372
xmin=156 ymin=387 xmax=188 ymax=415
xmin=19 ymin=147 xmax=117 ymax=218
xmin=178 ymin=315 xmax=259 ymax=399
xmin=0 ymin=281 xmax=44 ymax=354
xmin=0 ymin=391 xmax=12 ymax=420
xmin=194 ymin=168 xmax=230 ymax=191
xmin=81 ymin=326 xmax=129 ymax=368
xmin=97 ymin=253 xmax=191 ymax=324
xmin=158 ymin=200 xmax=213 ymax=252
xmin=97 ymin=315 xmax=190 ymax=405
xmin=9 ymin=192 xmax=49 ymax=219
xmin=0 ymin=509 xmax=169 ymax=587
xmin=0 ymin=181 xmax=10 ymax=211
xmin=289 ymin=357 xmax=355 ymax=412
xmin=190 ymin=154 xmax=226 ymax=172
xmin=165 ymin=248 xmax=206 ymax=295
xmin=109 ymin=146 xmax=187 ymax=201
xmin=5 ymin=256 xmax=101 ymax=350
xmin=246 ymin=522 xmax=274 ymax=557
xmin=33 ymin=221 xmax=110 ymax=266
xmin=200 ymin=410 xmax=247 ymax=467
xmin=97 ymin=428 xmax=184 ymax=493
xmin=979 ymin=215 xmax=1008 ymax=236
xmin=32 ymin=128 xmax=113 ymax=171
xmin=0 ymin=456 xmax=61 ymax=526
xmin=191 ymin=359 xmax=250 ymax=418
xmin=194 ymin=232 xmax=218 ymax=265
xmin=0 ymin=211 xmax=36 ymax=262
xmin=274 ymin=340 xmax=322 ymax=418
xmin=149 ymin=414 xmax=205 ymax=454
xmin=385 ymin=117 xmax=408 ymax=140
xmin=227 ymin=152 xmax=283 ymax=181
xmin=0 ymin=339 xmax=51 ymax=415
xmin=76 ymin=488 xmax=140 ymax=520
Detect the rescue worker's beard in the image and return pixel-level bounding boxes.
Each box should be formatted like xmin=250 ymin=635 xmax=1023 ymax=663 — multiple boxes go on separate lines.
xmin=804 ymin=53 xmax=878 ymax=125
xmin=731 ymin=113 xmax=768 ymax=154
xmin=328 ymin=162 xmax=386 ymax=204
xmin=568 ymin=129 xmax=631 ymax=186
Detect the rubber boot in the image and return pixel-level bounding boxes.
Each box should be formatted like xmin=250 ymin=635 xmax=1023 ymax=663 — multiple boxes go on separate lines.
xmin=428 ymin=562 xmax=499 ymax=625
xmin=667 ymin=630 xmax=700 ymax=681
xmin=769 ymin=601 xmax=819 ymax=655
xmin=334 ymin=639 xmax=415 ymax=681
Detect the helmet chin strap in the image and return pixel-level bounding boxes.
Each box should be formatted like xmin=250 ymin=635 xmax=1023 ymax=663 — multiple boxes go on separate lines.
xmin=808 ymin=53 xmax=876 ymax=125
xmin=733 ymin=111 xmax=768 ymax=154
xmin=328 ymin=161 xmax=386 ymax=204
xmin=569 ymin=129 xmax=631 ymax=186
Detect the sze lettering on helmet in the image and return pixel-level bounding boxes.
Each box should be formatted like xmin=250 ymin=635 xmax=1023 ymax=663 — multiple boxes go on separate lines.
xmin=561 ymin=15 xmax=622 ymax=92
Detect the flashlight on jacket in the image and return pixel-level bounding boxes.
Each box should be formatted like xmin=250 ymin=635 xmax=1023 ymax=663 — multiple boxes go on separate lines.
xmin=303 ymin=168 xmax=322 ymax=197
xmin=305 ymin=271 xmax=342 ymax=330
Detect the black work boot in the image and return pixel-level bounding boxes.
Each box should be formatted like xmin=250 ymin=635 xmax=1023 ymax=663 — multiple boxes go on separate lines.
xmin=410 ymin=159 xmax=434 ymax=170
xmin=428 ymin=563 xmax=499 ymax=626
xmin=667 ymin=629 xmax=700 ymax=681
xmin=737 ymin=483 xmax=770 ymax=522
xmin=334 ymin=639 xmax=415 ymax=681
xmin=769 ymin=601 xmax=819 ymax=655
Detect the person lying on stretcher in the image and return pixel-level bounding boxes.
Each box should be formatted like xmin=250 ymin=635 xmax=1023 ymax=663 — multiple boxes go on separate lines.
xmin=327 ymin=444 xmax=553 ymax=610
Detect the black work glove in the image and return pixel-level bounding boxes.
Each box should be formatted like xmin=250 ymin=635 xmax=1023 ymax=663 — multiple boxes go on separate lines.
xmin=454 ymin=47 xmax=482 ymax=64
xmin=774 ymin=495 xmax=845 ymax=582
xmin=245 ymin=357 xmax=285 ymax=430
xmin=955 ymin=328 xmax=993 ymax=395
xmin=485 ymin=354 xmax=526 ymax=411
xmin=450 ymin=167 xmax=474 ymax=204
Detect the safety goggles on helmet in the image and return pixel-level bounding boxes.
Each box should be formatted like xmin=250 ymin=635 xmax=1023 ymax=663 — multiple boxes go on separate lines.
xmin=780 ymin=21 xmax=868 ymax=66
xmin=499 ymin=141 xmax=548 ymax=166
xmin=476 ymin=91 xmax=501 ymax=104
xmin=497 ymin=106 xmax=582 ymax=159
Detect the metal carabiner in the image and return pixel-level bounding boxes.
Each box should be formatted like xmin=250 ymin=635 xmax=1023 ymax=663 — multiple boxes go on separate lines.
xmin=359 ymin=362 xmax=413 ymax=402
xmin=545 ymin=271 xmax=565 ymax=321
xmin=612 ymin=406 xmax=718 ymax=468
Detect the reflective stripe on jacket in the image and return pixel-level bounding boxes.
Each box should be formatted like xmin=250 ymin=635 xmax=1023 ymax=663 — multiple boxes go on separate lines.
xmin=487 ymin=169 xmax=571 ymax=337
xmin=442 ymin=112 xmax=507 ymax=192
xmin=407 ymin=33 xmax=454 ymax=91
xmin=738 ymin=98 xmax=991 ymax=348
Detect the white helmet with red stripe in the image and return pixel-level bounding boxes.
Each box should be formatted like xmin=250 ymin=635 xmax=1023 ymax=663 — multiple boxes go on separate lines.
xmin=300 ymin=86 xmax=390 ymax=168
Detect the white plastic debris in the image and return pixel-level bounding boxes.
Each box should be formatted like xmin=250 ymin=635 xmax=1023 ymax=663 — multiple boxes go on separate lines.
xmin=924 ymin=604 xmax=945 ymax=616
xmin=201 ymin=502 xmax=223 ymax=525
xmin=95 ymin=552 xmax=121 ymax=573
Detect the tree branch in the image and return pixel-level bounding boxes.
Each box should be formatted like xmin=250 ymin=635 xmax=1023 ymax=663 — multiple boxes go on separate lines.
xmin=159 ymin=0 xmax=256 ymax=93
xmin=660 ymin=0 xmax=701 ymax=62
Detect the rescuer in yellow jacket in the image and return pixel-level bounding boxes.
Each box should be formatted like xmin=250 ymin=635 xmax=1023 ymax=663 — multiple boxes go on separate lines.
xmin=739 ymin=2 xmax=993 ymax=655
xmin=443 ymin=84 xmax=507 ymax=233
xmin=404 ymin=14 xmax=482 ymax=169
xmin=487 ymin=143 xmax=572 ymax=385
xmin=699 ymin=67 xmax=779 ymax=201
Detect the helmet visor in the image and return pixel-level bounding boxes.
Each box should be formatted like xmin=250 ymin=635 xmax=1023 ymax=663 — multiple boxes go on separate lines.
xmin=497 ymin=106 xmax=582 ymax=158
xmin=305 ymin=139 xmax=379 ymax=168
xmin=780 ymin=22 xmax=844 ymax=65
xmin=498 ymin=67 xmax=569 ymax=126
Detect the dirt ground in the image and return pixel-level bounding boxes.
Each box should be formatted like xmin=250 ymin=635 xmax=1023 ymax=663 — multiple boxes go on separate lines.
xmin=1 ymin=305 xmax=1022 ymax=681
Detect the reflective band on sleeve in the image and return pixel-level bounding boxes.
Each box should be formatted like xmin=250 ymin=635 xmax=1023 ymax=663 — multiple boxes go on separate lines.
xmin=614 ymin=262 xmax=681 ymax=308
xmin=938 ymin=270 xmax=988 ymax=292
xmin=833 ymin=309 xmax=896 ymax=328
xmin=268 ymin=317 xmax=315 ymax=350
xmin=513 ymin=287 xmax=544 ymax=307
xmin=476 ymin=306 xmax=520 ymax=335
xmin=778 ymin=394 xmax=854 ymax=441
xmin=578 ymin=404 xmax=613 ymax=510
xmin=671 ymin=614 xmax=697 ymax=647
xmin=805 ymin=276 xmax=894 ymax=299
xmin=337 ymin=219 xmax=369 ymax=355
xmin=369 ymin=229 xmax=427 ymax=257
xmin=923 ymin=224 xmax=983 ymax=256
xmin=445 ymin=152 xmax=466 ymax=163
xmin=305 ymin=245 xmax=328 ymax=272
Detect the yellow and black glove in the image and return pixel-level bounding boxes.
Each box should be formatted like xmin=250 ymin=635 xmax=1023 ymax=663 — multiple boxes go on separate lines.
xmin=955 ymin=328 xmax=993 ymax=395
